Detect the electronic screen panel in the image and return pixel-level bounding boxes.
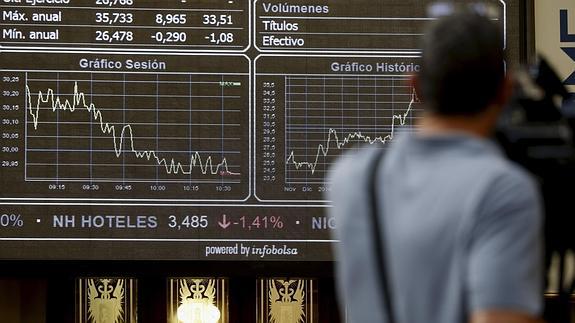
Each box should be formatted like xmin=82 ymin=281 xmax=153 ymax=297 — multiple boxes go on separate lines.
xmin=0 ymin=0 xmax=523 ymax=261
xmin=0 ymin=0 xmax=250 ymax=51
xmin=254 ymin=0 xmax=508 ymax=54
xmin=1 ymin=52 xmax=250 ymax=201
xmin=255 ymin=55 xmax=421 ymax=202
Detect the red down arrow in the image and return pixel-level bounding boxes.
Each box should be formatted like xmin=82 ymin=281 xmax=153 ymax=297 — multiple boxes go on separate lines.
xmin=218 ymin=214 xmax=231 ymax=229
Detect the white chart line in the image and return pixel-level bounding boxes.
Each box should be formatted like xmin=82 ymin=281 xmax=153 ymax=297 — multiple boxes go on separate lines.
xmin=286 ymin=89 xmax=419 ymax=175
xmin=26 ymin=81 xmax=241 ymax=177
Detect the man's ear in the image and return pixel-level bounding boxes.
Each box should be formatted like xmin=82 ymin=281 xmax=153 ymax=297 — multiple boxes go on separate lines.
xmin=494 ymin=74 xmax=514 ymax=108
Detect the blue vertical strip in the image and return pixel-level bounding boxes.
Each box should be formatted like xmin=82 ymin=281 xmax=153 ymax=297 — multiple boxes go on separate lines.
xmin=562 ymin=47 xmax=575 ymax=85
xmin=560 ymin=10 xmax=575 ymax=42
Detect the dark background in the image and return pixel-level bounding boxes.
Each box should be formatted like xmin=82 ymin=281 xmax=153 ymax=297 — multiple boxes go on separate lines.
xmin=0 ymin=0 xmax=530 ymax=322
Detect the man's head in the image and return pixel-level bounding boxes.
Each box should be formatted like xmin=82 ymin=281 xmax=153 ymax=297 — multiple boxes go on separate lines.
xmin=416 ymin=10 xmax=507 ymax=117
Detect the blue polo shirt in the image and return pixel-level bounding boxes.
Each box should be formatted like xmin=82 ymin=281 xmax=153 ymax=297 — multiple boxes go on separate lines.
xmin=328 ymin=132 xmax=543 ymax=323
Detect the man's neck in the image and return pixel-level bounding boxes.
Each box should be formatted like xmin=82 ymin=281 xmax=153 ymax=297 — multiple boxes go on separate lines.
xmin=418 ymin=113 xmax=493 ymax=139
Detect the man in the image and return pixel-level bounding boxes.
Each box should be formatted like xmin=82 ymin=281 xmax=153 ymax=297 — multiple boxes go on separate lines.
xmin=328 ymin=9 xmax=543 ymax=323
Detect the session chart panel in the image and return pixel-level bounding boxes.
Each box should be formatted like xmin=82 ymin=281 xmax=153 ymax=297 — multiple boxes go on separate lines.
xmin=0 ymin=52 xmax=250 ymax=201
xmin=255 ymin=55 xmax=422 ymax=202
xmin=0 ymin=0 xmax=249 ymax=51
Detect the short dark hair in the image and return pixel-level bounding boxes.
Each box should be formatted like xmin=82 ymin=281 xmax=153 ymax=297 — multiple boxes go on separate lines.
xmin=418 ymin=12 xmax=505 ymax=116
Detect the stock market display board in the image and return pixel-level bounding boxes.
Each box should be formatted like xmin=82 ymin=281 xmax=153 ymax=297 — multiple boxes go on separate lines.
xmin=0 ymin=0 xmax=522 ymax=261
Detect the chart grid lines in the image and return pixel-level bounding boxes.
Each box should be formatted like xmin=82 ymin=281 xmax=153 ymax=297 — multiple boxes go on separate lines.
xmin=24 ymin=72 xmax=28 ymax=183
xmin=122 ymin=73 xmax=127 ymax=184
xmin=90 ymin=72 xmax=94 ymax=184
xmin=23 ymin=71 xmax=248 ymax=185
xmin=189 ymin=74 xmax=193 ymax=185
xmin=285 ymin=75 xmax=289 ymax=188
xmin=284 ymin=75 xmax=420 ymax=185
xmin=155 ymin=73 xmax=160 ymax=184
xmin=55 ymin=72 xmax=60 ymax=184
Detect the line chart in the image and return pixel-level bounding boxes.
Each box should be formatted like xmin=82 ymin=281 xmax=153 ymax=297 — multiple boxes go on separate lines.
xmin=26 ymin=82 xmax=239 ymax=177
xmin=286 ymin=88 xmax=418 ymax=175
xmin=283 ymin=75 xmax=420 ymax=185
xmin=255 ymin=54 xmax=422 ymax=202
xmin=18 ymin=70 xmax=250 ymax=199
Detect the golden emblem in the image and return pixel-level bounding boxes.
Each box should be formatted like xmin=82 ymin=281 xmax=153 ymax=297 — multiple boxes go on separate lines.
xmin=268 ymin=280 xmax=305 ymax=323
xmin=170 ymin=278 xmax=226 ymax=323
xmin=87 ymin=279 xmax=125 ymax=323
xmin=258 ymin=279 xmax=316 ymax=323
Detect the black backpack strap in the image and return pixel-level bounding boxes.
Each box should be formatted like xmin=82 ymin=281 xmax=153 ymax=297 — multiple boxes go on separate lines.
xmin=367 ymin=149 xmax=397 ymax=323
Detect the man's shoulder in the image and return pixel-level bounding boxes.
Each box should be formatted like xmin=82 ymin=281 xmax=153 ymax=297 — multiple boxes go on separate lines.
xmin=438 ymin=137 xmax=538 ymax=197
xmin=481 ymin=156 xmax=538 ymax=196
xmin=471 ymin=156 xmax=542 ymax=235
